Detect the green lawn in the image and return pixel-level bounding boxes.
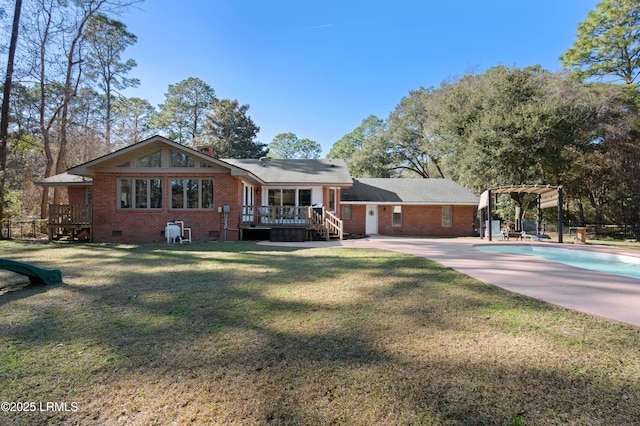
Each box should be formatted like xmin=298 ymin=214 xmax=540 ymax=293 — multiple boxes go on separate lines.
xmin=0 ymin=240 xmax=639 ymax=425
xmin=586 ymin=238 xmax=640 ymax=251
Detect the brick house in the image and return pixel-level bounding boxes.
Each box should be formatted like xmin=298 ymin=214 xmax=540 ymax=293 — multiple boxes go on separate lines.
xmin=40 ymin=136 xmax=352 ymax=242
xmin=340 ymin=178 xmax=478 ymax=237
xmin=39 ymin=135 xmax=478 ymax=242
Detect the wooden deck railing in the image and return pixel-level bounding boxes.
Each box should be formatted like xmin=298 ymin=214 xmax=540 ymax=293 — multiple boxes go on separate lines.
xmin=241 ymin=205 xmax=344 ymax=240
xmin=47 ymin=204 xmax=92 ymax=241
xmin=241 ymin=205 xmax=311 ymax=227
xmin=310 ymin=207 xmax=344 ymax=241
xmin=48 ymin=204 xmax=92 ymax=225
xmin=324 ymin=210 xmax=343 ymax=240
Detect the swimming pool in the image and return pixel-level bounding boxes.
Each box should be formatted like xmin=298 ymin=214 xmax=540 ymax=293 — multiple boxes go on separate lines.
xmin=475 ymin=245 xmax=640 ymax=280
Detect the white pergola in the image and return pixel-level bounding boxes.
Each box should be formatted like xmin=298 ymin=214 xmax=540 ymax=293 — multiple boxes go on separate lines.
xmin=478 ymin=184 xmax=564 ymax=242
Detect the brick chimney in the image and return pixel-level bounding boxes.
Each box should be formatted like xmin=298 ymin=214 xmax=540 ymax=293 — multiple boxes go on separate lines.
xmin=198 ymin=146 xmax=216 ymax=157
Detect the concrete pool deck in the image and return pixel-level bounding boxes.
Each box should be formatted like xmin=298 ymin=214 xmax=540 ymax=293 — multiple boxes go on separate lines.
xmin=260 ymin=236 xmax=640 ymax=328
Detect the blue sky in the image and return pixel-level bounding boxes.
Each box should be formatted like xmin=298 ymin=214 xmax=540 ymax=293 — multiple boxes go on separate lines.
xmin=120 ymin=1 xmax=600 ymax=156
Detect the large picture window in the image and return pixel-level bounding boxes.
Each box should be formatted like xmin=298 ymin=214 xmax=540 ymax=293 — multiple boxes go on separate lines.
xmin=119 ymin=178 xmax=162 ymax=209
xmin=171 ymin=179 xmax=214 ymax=209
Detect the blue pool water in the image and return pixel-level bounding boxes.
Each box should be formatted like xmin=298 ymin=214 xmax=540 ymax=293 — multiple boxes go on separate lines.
xmin=475 ymin=245 xmax=640 ymax=280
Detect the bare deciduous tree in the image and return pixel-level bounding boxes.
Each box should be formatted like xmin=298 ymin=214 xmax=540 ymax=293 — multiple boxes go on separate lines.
xmin=0 ymin=0 xmax=22 ymax=228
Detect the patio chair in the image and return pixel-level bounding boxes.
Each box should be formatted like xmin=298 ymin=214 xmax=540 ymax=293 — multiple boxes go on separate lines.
xmin=485 ymin=220 xmax=504 ymax=240
xmin=521 ymin=230 xmax=540 ymax=241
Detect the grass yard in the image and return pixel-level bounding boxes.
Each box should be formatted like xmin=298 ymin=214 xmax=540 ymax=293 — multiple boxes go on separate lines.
xmin=586 ymin=239 xmax=640 ymax=251
xmin=0 ymin=240 xmax=639 ymax=425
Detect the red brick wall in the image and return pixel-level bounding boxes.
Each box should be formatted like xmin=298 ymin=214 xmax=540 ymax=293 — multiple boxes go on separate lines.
xmin=342 ymin=204 xmax=474 ymax=237
xmin=68 ymin=187 xmax=86 ymax=205
xmin=92 ymin=172 xmax=241 ymax=243
xmin=343 ymin=204 xmax=367 ymax=235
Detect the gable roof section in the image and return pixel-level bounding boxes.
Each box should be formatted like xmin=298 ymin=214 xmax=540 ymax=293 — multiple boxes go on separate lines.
xmin=341 ymin=178 xmax=479 ymax=205
xmin=222 ymin=158 xmax=352 ymax=186
xmin=66 ymin=135 xmax=245 ymax=177
xmin=37 ymin=172 xmax=92 ymax=187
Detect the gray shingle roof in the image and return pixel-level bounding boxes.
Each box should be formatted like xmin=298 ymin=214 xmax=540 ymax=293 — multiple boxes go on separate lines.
xmin=222 ymin=158 xmax=352 ymax=186
xmin=37 ymin=172 xmax=93 ymax=187
xmin=341 ymin=178 xmax=479 ymax=205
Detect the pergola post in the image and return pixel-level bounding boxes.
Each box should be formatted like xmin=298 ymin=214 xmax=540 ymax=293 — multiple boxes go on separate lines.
xmin=557 ymin=186 xmax=563 ymax=243
xmin=487 ymin=189 xmax=492 ymax=241
xmin=479 ymin=204 xmax=484 ymax=240
xmin=537 ymin=194 xmax=542 ymax=235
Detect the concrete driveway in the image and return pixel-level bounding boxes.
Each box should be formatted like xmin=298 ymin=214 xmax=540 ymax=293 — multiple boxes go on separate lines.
xmin=261 ymin=236 xmax=640 ymax=328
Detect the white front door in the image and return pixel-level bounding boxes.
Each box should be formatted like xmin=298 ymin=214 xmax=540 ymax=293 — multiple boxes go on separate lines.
xmin=365 ymin=205 xmax=378 ymax=234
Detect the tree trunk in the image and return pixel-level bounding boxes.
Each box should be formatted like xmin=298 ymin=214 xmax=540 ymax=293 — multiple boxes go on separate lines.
xmin=53 ymin=1 xmax=100 ymax=203
xmin=432 ymin=158 xmax=445 ymax=178
xmin=0 ymin=0 xmax=23 ymax=228
xmin=37 ymin=0 xmax=56 ymax=219
xmin=577 ymin=198 xmax=586 ymax=225
xmin=40 ymin=132 xmax=55 ymax=219
xmin=586 ymin=192 xmax=603 ymax=224
xmin=105 ymin=78 xmax=111 ymax=148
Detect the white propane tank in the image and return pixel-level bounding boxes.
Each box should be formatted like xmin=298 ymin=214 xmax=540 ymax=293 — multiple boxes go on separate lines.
xmin=165 ymin=223 xmax=181 ymax=243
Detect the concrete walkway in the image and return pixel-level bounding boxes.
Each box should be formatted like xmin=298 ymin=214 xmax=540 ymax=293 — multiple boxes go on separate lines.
xmin=261 ymin=236 xmax=640 ymax=328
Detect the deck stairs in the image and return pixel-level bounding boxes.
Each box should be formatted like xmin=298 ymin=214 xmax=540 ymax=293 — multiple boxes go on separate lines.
xmin=311 ymin=208 xmax=343 ymax=241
